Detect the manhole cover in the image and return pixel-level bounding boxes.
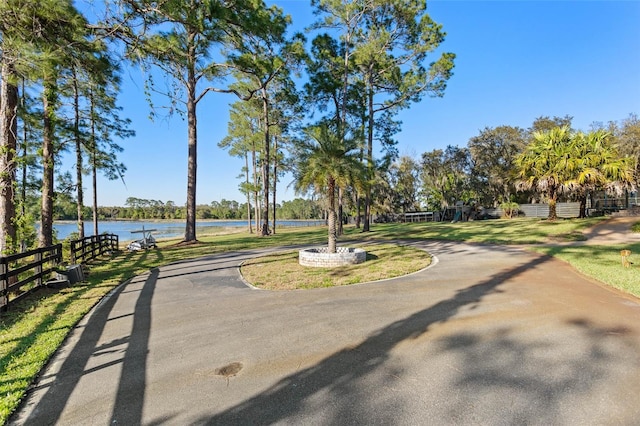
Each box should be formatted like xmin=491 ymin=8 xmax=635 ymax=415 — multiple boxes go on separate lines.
xmin=215 ymin=362 xmax=243 ymax=378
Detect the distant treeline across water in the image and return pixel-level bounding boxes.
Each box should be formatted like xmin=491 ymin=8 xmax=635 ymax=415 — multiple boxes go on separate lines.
xmin=53 ymin=220 xmax=325 ymax=242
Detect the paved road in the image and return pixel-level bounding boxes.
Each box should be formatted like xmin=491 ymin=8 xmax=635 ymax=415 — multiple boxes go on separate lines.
xmin=10 ymin=225 xmax=640 ymax=425
xmin=580 ymin=216 xmax=640 ymax=245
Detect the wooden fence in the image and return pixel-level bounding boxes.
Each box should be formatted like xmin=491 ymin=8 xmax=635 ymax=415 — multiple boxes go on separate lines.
xmin=70 ymin=234 xmax=119 ymax=264
xmin=1 ymin=234 xmax=119 ymax=312
xmin=1 ymin=244 xmax=63 ymax=312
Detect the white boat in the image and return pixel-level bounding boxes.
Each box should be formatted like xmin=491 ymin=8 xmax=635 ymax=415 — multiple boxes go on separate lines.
xmin=126 ymin=227 xmax=157 ymax=251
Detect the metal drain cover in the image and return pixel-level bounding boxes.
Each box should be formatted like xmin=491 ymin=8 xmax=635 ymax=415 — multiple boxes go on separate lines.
xmin=215 ymin=362 xmax=243 ymax=378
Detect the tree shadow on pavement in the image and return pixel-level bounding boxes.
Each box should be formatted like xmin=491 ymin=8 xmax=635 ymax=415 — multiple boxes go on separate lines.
xmin=16 ymin=241 xmax=640 ymax=425
xmin=198 ymin=254 xmax=557 ymax=425
xmin=435 ymin=319 xmax=639 ymax=424
xmin=14 ymin=268 xmax=159 ymax=425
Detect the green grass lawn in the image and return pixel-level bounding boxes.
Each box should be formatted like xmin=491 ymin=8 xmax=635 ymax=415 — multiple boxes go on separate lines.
xmin=348 ymin=216 xmax=605 ymax=244
xmin=532 ymin=242 xmax=640 ymax=298
xmin=1 ymin=216 xmax=638 ymax=424
xmin=241 ymin=244 xmax=431 ymax=289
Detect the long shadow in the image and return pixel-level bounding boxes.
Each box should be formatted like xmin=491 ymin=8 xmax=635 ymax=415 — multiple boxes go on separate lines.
xmin=165 ymin=250 xmax=256 ymax=266
xmin=12 ymin=282 xmax=125 ymax=423
xmin=111 ymin=268 xmax=158 ymax=424
xmin=200 ymin=253 xmax=552 ymax=425
xmin=150 ymin=249 xmax=283 ymax=278
xmin=14 ymin=268 xmax=159 ymax=425
xmin=1 ymin=250 xmax=137 ymax=353
xmin=1 ymin=250 xmax=156 ymax=419
xmin=156 ymin=255 xmax=252 ymax=276
xmin=156 ymin=265 xmax=241 ymax=281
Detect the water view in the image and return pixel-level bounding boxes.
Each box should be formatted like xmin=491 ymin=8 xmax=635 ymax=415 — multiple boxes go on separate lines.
xmin=53 ymin=220 xmax=325 ymax=242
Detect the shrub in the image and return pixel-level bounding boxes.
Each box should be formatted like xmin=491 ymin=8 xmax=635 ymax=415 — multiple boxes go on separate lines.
xmin=500 ymin=201 xmax=520 ymax=219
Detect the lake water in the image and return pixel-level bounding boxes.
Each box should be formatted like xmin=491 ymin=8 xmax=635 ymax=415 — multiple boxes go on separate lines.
xmin=53 ymin=220 xmax=325 ymax=242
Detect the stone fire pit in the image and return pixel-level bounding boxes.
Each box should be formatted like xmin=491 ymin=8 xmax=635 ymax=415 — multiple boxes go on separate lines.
xmin=299 ymin=247 xmax=367 ymax=268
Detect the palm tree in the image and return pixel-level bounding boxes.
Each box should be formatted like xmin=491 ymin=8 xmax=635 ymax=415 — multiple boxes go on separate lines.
xmin=515 ymin=126 xmax=575 ymax=220
xmin=567 ymin=130 xmax=634 ymax=217
xmin=295 ymin=123 xmax=365 ymax=253
xmin=516 ymin=126 xmax=635 ymax=220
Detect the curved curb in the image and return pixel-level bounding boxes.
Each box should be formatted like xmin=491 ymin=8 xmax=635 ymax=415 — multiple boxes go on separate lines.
xmin=236 ymin=244 xmax=439 ymax=291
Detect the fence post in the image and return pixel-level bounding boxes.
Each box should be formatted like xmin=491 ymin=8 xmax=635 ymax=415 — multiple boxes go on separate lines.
xmin=35 ymin=250 xmax=43 ymax=288
xmin=101 ymin=235 xmax=108 ymax=256
xmin=91 ymin=236 xmax=98 ymax=261
xmin=70 ymin=240 xmax=77 ymax=264
xmin=1 ymin=258 xmax=7 ymax=312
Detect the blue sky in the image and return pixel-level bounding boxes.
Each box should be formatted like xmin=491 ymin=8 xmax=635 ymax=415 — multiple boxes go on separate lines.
xmin=75 ymin=0 xmax=640 ymax=207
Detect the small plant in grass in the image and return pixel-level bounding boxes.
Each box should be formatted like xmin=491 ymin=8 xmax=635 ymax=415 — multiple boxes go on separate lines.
xmin=632 ymin=221 xmax=640 ymax=233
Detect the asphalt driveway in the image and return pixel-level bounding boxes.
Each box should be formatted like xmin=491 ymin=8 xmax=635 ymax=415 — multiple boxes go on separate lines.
xmin=10 ymin=237 xmax=640 ymax=425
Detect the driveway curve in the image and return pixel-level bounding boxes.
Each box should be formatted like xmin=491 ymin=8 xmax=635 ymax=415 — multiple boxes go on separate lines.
xmin=579 ymin=216 xmax=640 ymax=245
xmin=11 ymin=238 xmax=640 ymax=425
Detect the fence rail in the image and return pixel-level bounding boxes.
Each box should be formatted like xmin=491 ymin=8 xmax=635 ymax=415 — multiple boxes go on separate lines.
xmin=2 ymin=234 xmax=119 ymax=312
xmin=70 ymin=234 xmax=119 ymax=264
xmin=1 ymin=244 xmax=63 ymax=312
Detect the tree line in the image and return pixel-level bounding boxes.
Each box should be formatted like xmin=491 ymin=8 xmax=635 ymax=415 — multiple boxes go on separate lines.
xmin=383 ymin=114 xmax=639 ymax=220
xmin=106 ymin=197 xmax=323 ymax=222
xmin=46 ymin=196 xmax=324 ymax=223
xmin=43 ymin=112 xmax=640 ymax=227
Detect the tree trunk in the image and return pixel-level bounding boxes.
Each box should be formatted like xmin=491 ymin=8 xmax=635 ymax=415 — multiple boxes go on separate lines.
xmin=40 ymin=73 xmax=56 ymax=248
xmin=362 ymin=78 xmax=374 ymax=232
xmin=260 ymin=91 xmax=270 ymax=236
xmin=337 ymin=16 xmax=351 ymax=237
xmin=363 ymin=190 xmax=371 ymax=232
xmin=328 ymin=178 xmax=337 ymax=253
xmin=272 ymin=136 xmax=277 ymax=235
xmin=578 ymin=194 xmax=587 ymax=219
xmin=356 ymin=102 xmax=365 ymax=230
xmin=252 ymin=143 xmax=259 ymax=233
xmin=92 ymin=151 xmax=99 ymax=236
xmin=20 ymin=80 xmax=28 ymax=253
xmin=90 ymin=90 xmax=99 ymax=236
xmin=0 ymin=60 xmax=18 ymax=254
xmin=338 ymin=187 xmax=344 ymax=236
xmin=341 ymin=29 xmax=350 ymax=128
xmin=184 ymin=50 xmax=198 ymax=242
xmin=245 ymin=152 xmax=252 ymax=234
xmin=547 ymin=189 xmax=558 ymax=221
xmin=355 ymin=195 xmax=361 ymax=228
xmin=72 ymin=73 xmax=85 ymax=239
xmin=625 ymin=189 xmax=629 ymax=209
